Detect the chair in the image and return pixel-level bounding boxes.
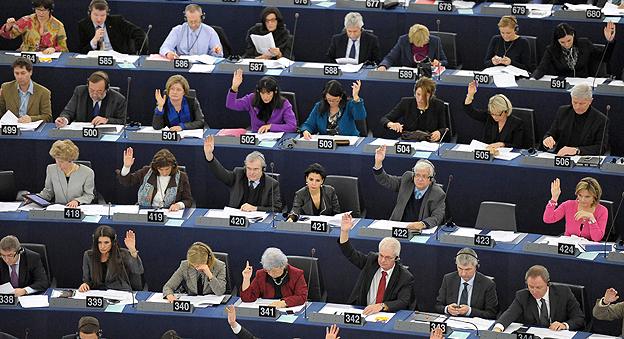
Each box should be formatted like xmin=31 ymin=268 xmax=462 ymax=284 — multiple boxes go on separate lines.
xmin=287 ymin=255 xmax=327 ymax=302
xmin=0 ymin=170 xmax=17 ymax=201
xmin=211 ymin=25 xmax=234 ymax=58
xmin=475 ymin=201 xmax=517 ymax=232
xmin=129 ymin=272 xmax=148 ymax=291
xmin=281 ymin=91 xmax=300 ymax=125
xmin=442 ymin=101 xmax=457 ymax=143
xmin=355 ymin=119 xmax=368 ymax=137
xmin=512 ymin=107 xmax=536 ymax=149
xmin=21 ymin=243 xmax=55 ymax=287
xmin=551 ymin=282 xmax=588 ymax=330
xmin=74 ymin=160 xmax=105 ymax=204
xmin=520 ymin=35 xmax=538 ymax=71
xmin=188 ymin=89 xmax=197 ymax=99
xmin=430 ymin=31 xmax=461 ymax=69
xmin=323 ymin=175 xmax=366 ymax=218
xmin=593 ymin=43 xmax=609 ymax=77
xmin=214 ymin=252 xmax=236 ymax=296
xmin=600 ymin=200 xmax=617 ymax=242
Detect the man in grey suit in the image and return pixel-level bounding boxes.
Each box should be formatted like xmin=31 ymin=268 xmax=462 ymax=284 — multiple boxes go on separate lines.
xmin=494 ymin=265 xmax=585 ymax=332
xmin=435 ymin=248 xmax=499 ymax=319
xmin=56 ymin=71 xmax=127 ymax=127
xmin=373 ymin=145 xmax=445 ymax=231
xmin=593 ymin=287 xmax=624 ymax=337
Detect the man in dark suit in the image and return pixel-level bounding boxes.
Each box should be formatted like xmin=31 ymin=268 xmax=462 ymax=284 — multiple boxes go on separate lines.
xmin=226 ymin=305 xmax=259 ymax=339
xmin=373 ymin=145 xmax=446 ymax=231
xmin=0 ymin=235 xmax=49 ymax=296
xmin=77 ymin=0 xmax=147 ymax=55
xmin=204 ymin=136 xmax=282 ymax=212
xmin=542 ymin=83 xmax=608 ymax=156
xmin=494 ymin=265 xmax=585 ymax=332
xmin=326 ymin=12 xmax=380 ymax=65
xmin=338 ymin=213 xmax=414 ymax=314
xmin=61 ymin=316 xmax=105 ymax=339
xmin=435 ymin=248 xmax=499 ymax=319
xmin=56 ymin=71 xmax=127 ymax=127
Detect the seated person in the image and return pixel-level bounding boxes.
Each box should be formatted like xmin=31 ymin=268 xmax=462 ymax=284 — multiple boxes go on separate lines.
xmin=159 ymin=4 xmax=222 ymax=59
xmin=300 ymin=80 xmax=366 ymax=139
xmin=464 ymin=80 xmax=525 ymax=149
xmin=288 ymin=163 xmax=340 ymax=219
xmin=244 ymin=7 xmax=292 ymax=60
xmin=373 ymin=147 xmax=445 ymax=231
xmin=61 ymin=316 xmax=104 ymax=339
xmin=484 ymin=16 xmax=531 ymax=71
xmin=0 ymin=57 xmax=52 ymax=122
xmin=153 ymin=75 xmax=205 ymax=131
xmin=204 ymin=136 xmax=282 ymax=212
xmin=79 ymin=225 xmax=144 ymax=292
xmin=77 ymin=0 xmax=147 ymax=54
xmin=35 ymin=140 xmax=94 ymax=207
xmin=0 ymin=0 xmax=68 ymax=53
xmin=326 ymin=12 xmax=380 ymax=65
xmin=377 ymin=24 xmax=447 ymax=71
xmin=0 ymin=235 xmax=49 ymax=296
xmin=593 ymin=288 xmax=624 ymax=337
xmin=227 ymin=69 xmax=297 ymax=133
xmin=116 ymin=147 xmax=192 ymax=211
xmin=381 ymin=77 xmax=447 ymax=141
xmin=542 ymin=83 xmax=608 ymax=156
xmin=163 ymin=242 xmax=227 ymax=302
xmin=494 ymin=265 xmax=584 ymax=332
xmin=435 ymin=248 xmax=499 ymax=319
xmin=338 ymin=213 xmax=414 ymax=314
xmin=544 ymin=177 xmax=607 ymax=242
xmin=56 ymin=71 xmax=127 ymax=127
xmin=240 ymin=247 xmax=308 ymax=307
xmin=532 ymin=22 xmax=616 ymax=80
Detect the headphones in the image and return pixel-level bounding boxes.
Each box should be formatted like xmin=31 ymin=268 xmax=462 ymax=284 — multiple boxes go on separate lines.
xmin=151 ymin=149 xmax=178 ymax=172
xmin=413 ymin=159 xmax=436 ymax=179
xmin=183 ymin=4 xmax=205 ymax=22
xmin=502 ymin=15 xmax=519 ymax=33
xmin=455 ymin=248 xmax=479 ymax=268
xmin=88 ymin=71 xmax=110 ymax=90
xmin=87 ymin=0 xmax=110 ymax=16
xmin=192 ymin=241 xmax=213 ymax=258
xmin=75 ymin=330 xmax=102 ymax=339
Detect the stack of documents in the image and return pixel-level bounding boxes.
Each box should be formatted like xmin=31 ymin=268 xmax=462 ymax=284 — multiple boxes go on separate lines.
xmin=77 ymin=50 xmax=140 ymax=64
xmin=446 ymin=316 xmax=495 ymax=330
xmin=6 ymin=51 xmax=62 ymax=59
xmin=134 ymin=126 xmax=205 ymax=139
xmin=0 ymin=111 xmax=43 ymax=131
xmin=368 ymin=220 xmax=438 ymax=235
xmin=139 ymin=208 xmax=184 ymax=219
xmin=238 ymin=298 xmax=305 ymax=313
xmin=297 ymin=135 xmax=361 ymax=146
xmin=318 ymin=303 xmax=396 ymax=323
xmin=59 ymin=122 xmax=123 ymax=134
xmin=530 ymin=151 xmax=605 ymax=165
xmin=233 ymin=58 xmax=294 ymax=69
xmin=204 ymin=207 xmax=269 ymax=222
xmin=146 ymin=293 xmax=227 ymax=308
xmin=452 ymin=140 xmax=521 ymax=160
xmin=52 ymin=289 xmax=138 ymax=305
xmin=300 ymin=62 xmax=363 ymax=73
xmin=46 ymin=204 xmax=139 ymax=216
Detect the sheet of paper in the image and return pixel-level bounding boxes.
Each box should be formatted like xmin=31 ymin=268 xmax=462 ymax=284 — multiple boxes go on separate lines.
xmin=487 ymin=230 xmax=519 ymax=243
xmin=180 ymin=54 xmax=219 ymax=65
xmin=526 ymin=327 xmax=577 ymax=339
xmin=452 ymin=1 xmax=475 ymax=9
xmin=204 ymin=208 xmax=269 ymax=221
xmin=602 ymin=3 xmax=624 ymax=16
xmin=299 ymin=62 xmax=363 ymax=73
xmin=139 ymin=208 xmax=184 ymax=219
xmin=72 ymin=289 xmax=137 ymax=305
xmin=6 ymin=51 xmax=61 ymax=59
xmin=369 ymin=138 xmax=399 ymax=146
xmin=86 ymin=50 xmax=140 ymax=63
xmin=503 ymin=323 xmax=524 ymax=333
xmin=297 ymin=134 xmax=361 ymax=145
xmin=563 ymin=2 xmax=599 ymax=10
xmin=452 ymin=227 xmax=482 ymax=237
xmin=60 ymin=122 xmax=123 ymax=133
xmin=368 ymin=220 xmax=412 ymax=230
xmin=336 ymin=57 xmax=358 ymax=65
xmin=0 ymin=282 xmax=14 ymax=294
xmin=146 ymin=54 xmax=170 ymax=61
xmin=300 ymin=212 xmax=356 ymax=227
xmin=178 ymin=129 xmax=205 ymax=139
xmin=189 ymin=64 xmax=215 ymax=73
xmin=448 ymin=331 xmax=471 ymax=339
xmin=105 ymin=304 xmax=126 ymax=312
xmin=493 ymin=73 xmax=518 ymax=88
xmin=19 ymin=295 xmax=49 ymax=308
xmin=249 ymin=132 xmax=284 ymax=141
xmin=250 ymin=33 xmax=276 ymax=55
xmin=17 ymin=203 xmax=44 ymax=211
xmin=577 ymin=251 xmax=600 ymax=261
xmin=588 ymin=334 xmax=621 ymax=339
xmin=318 ymin=303 xmax=362 ymax=315
xmin=0 ymin=202 xmax=21 ymax=212
xmin=0 ymin=112 xmax=44 ymax=131
xmin=147 ymin=293 xmax=226 ymax=307
xmin=447 ymin=316 xmax=495 ymax=330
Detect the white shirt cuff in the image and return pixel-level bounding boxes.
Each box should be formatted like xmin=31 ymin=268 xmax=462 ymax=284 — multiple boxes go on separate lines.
xmin=121 ymin=166 xmax=130 ymax=176
xmin=494 ymin=323 xmax=505 ymax=332
xmin=24 ymin=287 xmax=35 ymax=295
xmin=231 ymin=322 xmax=242 ymax=334
xmin=599 ymin=298 xmax=610 ymax=307
xmin=176 ymin=202 xmax=185 ymax=209
xmin=466 ymin=306 xmax=472 ymax=316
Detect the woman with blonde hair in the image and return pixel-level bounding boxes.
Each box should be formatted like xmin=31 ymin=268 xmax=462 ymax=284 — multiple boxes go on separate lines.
xmin=378 ymin=24 xmax=447 ymax=70
xmin=153 ymin=74 xmax=205 ymax=131
xmin=483 ymin=15 xmax=531 ymax=71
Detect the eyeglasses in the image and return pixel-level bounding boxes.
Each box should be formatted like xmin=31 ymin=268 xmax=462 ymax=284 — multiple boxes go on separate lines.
xmin=0 ymin=252 xmax=18 ymax=259
xmin=378 ymin=254 xmax=396 ymax=261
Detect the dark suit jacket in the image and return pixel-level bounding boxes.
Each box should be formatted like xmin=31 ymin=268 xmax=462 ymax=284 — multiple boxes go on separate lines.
xmin=338 ymin=240 xmax=414 ymax=311
xmin=373 ymin=168 xmax=446 ymax=226
xmin=0 ymin=80 xmax=52 ymax=122
xmin=435 ymin=271 xmax=499 ymax=319
xmin=380 ymin=34 xmax=447 ymax=68
xmin=244 ymin=23 xmax=293 ymax=59
xmin=77 ymin=15 xmax=146 ymax=54
xmin=82 ymin=249 xmax=144 ymax=292
xmin=0 ymin=248 xmax=49 ymax=292
xmin=236 ymin=327 xmax=259 ymax=339
xmin=290 ymin=185 xmax=340 ymax=216
xmin=206 ymin=156 xmax=282 ymax=212
xmin=497 ymin=284 xmax=585 ymax=330
xmin=326 ymin=30 xmax=381 ymax=64
xmin=543 ymin=105 xmax=608 ymax=155
xmin=463 ymin=103 xmax=525 ymax=149
xmin=60 ymin=85 xmax=127 ymax=125
xmin=532 ymin=38 xmax=613 ymax=80
xmin=152 ymin=96 xmax=205 ymax=130
xmin=381 ymin=97 xmax=448 ymax=137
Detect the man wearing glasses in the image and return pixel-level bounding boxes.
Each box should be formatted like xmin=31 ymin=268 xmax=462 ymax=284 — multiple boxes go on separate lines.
xmin=0 ymin=235 xmax=49 ymax=296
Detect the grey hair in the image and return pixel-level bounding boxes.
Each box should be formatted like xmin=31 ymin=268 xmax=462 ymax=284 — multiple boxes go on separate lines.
xmin=488 ymin=94 xmax=513 ymax=117
xmin=379 ymin=237 xmax=401 ymax=258
xmin=570 ymin=83 xmax=593 ymax=100
xmin=0 ymin=235 xmax=20 ymax=252
xmin=344 ymin=12 xmax=364 ymax=29
xmin=413 ymin=160 xmax=434 ymax=177
xmin=185 ymin=4 xmax=203 ymax=14
xmin=455 ymin=248 xmax=478 ymax=267
xmin=261 ymin=247 xmax=288 ymax=270
xmin=245 ymin=151 xmax=266 ymax=168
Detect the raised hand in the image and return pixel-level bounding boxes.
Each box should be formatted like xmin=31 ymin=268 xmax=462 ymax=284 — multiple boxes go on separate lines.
xmin=4 ymin=18 xmax=16 ymax=31
xmin=124 ymin=230 xmax=137 ymax=252
xmin=604 ymin=22 xmax=616 ymax=42
xmin=351 ymin=80 xmax=362 ymax=101
xmin=374 ymin=145 xmax=386 ymax=168
xmin=550 ymin=178 xmax=561 ymax=202
xmin=231 ymin=68 xmax=243 ymax=92
xmin=123 ymin=147 xmax=135 ymax=168
xmin=604 ymin=288 xmax=619 ymax=304
xmin=203 ymin=135 xmax=215 ymax=161
xmin=326 ymin=324 xmax=341 ymax=339
xmin=467 ymin=80 xmax=478 ymax=97
xmin=242 ymin=260 xmax=253 ymax=280
xmin=226 ymin=305 xmax=237 ymax=327
xmin=340 ymin=213 xmax=353 ymax=233
xmin=155 ymin=89 xmax=167 ymax=110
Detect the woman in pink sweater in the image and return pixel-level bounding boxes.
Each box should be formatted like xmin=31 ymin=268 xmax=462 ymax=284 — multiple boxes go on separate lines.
xmin=543 ymin=177 xmax=608 ymax=241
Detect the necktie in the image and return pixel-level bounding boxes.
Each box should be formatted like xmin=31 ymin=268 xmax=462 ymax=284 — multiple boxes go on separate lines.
xmin=348 ymin=40 xmax=356 ymax=59
xmin=539 ymin=298 xmax=550 ymax=326
xmin=375 ymin=271 xmax=387 ymax=304
xmin=249 ymin=181 xmax=255 ymax=190
xmin=197 ymin=274 xmax=204 ymax=296
xmin=92 ymin=102 xmax=100 ymax=117
xmin=10 ymin=265 xmax=18 ymax=287
xmin=459 ymin=282 xmax=469 ymax=305
xmin=415 ymin=191 xmax=422 ymax=200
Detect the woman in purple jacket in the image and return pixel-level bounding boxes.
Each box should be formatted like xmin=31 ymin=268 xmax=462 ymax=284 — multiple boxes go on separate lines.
xmin=226 ymin=68 xmax=297 ymax=133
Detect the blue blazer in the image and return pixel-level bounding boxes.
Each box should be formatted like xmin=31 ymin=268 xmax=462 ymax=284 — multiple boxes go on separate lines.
xmin=380 ymin=34 xmax=447 ymax=68
xmin=300 ymin=99 xmax=367 ymax=136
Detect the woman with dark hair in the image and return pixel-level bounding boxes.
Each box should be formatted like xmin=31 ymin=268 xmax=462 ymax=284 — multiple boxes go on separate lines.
xmin=153 ymin=74 xmax=205 ymax=131
xmin=226 ymin=68 xmax=297 ymax=133
xmin=116 ymin=147 xmax=193 ymax=211
xmin=301 ymin=80 xmax=366 ymax=139
xmin=532 ymin=22 xmax=616 ymax=80
xmin=79 ymin=225 xmax=143 ymax=292
xmin=288 ymin=163 xmax=341 ymax=219
xmin=0 ymin=0 xmax=68 ymax=53
xmin=244 ymin=7 xmax=293 ymax=59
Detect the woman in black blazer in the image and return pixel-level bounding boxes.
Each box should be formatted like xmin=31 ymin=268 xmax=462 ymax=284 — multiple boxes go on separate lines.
xmin=243 ymin=7 xmax=293 ymax=60
xmin=483 ymin=15 xmax=531 ymax=71
xmin=463 ymin=81 xmax=524 ymax=149
xmin=288 ymin=163 xmax=340 ymax=218
xmin=153 ymin=75 xmax=205 ymax=130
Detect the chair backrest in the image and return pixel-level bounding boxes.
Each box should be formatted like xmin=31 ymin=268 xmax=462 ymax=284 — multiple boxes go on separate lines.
xmin=266 ymin=172 xmax=280 ymax=181
xmin=475 ymin=201 xmax=517 ymax=231
xmin=177 ymin=165 xmax=187 ymax=173
xmin=188 ymin=89 xmax=197 ymax=99
xmin=593 ymin=43 xmax=608 ymax=76
xmin=214 ymin=252 xmax=234 ymax=295
xmin=551 ymin=282 xmax=588 ymax=329
xmin=355 ymin=119 xmax=368 ymax=137
xmin=512 ymin=107 xmax=536 ymax=149
xmin=600 ymin=199 xmax=617 ymax=242
xmin=430 ymin=31 xmax=460 ymax=69
xmin=20 ymin=243 xmax=53 ymax=285
xmin=286 ymin=255 xmax=326 ymax=302
xmin=323 ymin=175 xmax=365 ymax=218
xmin=74 ymin=160 xmax=100 ymax=204
xmin=520 ymin=35 xmax=538 ymax=71
xmin=0 ymin=170 xmax=17 ymax=202
xmin=281 ymin=91 xmax=300 ymax=125
xmin=210 ymin=25 xmax=234 ymax=58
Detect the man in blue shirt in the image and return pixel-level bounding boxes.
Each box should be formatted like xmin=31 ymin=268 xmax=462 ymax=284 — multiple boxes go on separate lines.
xmin=0 ymin=57 xmax=52 ymax=122
xmin=159 ymin=4 xmax=223 ymax=60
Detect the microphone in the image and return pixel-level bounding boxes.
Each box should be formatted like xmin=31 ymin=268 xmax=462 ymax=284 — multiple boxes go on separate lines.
xmin=270 ymin=162 xmax=276 ymax=228
xmin=137 ymin=24 xmax=152 ymax=56
xmin=591 ymin=37 xmax=611 ymax=89
xmin=125 ymin=76 xmax=132 ymax=125
xmin=304 ymin=247 xmax=316 ymax=319
xmin=107 ymin=202 xmax=112 ymax=220
xmin=597 ymin=104 xmax=610 ymax=168
xmin=24 ymin=328 xmax=29 ymax=339
xmin=603 ymin=192 xmax=624 ymax=257
xmin=436 ymin=19 xmax=441 ymax=80
xmin=436 ymin=128 xmax=449 ymax=157
xmin=288 ymin=13 xmax=299 ymax=72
